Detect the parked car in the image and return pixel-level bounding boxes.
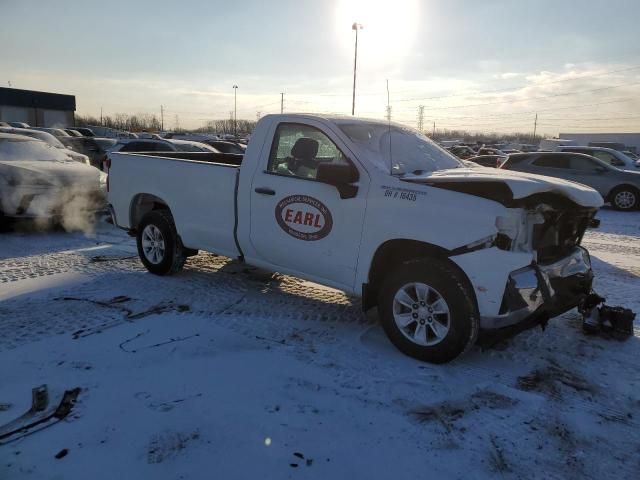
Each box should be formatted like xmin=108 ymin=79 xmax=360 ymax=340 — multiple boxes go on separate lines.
xmin=0 ymin=122 xmax=10 ymax=127
xmin=59 ymin=136 xmax=117 ymax=169
xmin=0 ymin=127 xmax=90 ymax=165
xmin=449 ymin=145 xmax=477 ymax=159
xmin=477 ymin=147 xmax=505 ymax=156
xmin=501 ymin=152 xmax=640 ymax=210
xmin=64 ymin=129 xmax=83 ymax=137
xmin=588 ymin=142 xmax=626 ymax=151
xmin=107 ymin=138 xmax=219 ymax=155
xmin=32 ymin=127 xmax=71 ymax=138
xmin=468 ymin=155 xmax=506 ymax=168
xmin=0 ymin=133 xmax=106 ymax=224
xmin=202 ymin=140 xmax=246 ymax=155
xmin=72 ymin=127 xmax=96 ymax=137
xmin=107 ymin=114 xmax=602 ymax=363
xmin=8 ymin=122 xmax=30 ymax=128
xmin=556 ymin=146 xmax=639 ymax=171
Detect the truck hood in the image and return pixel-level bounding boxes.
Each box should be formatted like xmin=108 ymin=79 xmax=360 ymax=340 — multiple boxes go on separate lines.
xmin=402 ymin=167 xmax=604 ymax=208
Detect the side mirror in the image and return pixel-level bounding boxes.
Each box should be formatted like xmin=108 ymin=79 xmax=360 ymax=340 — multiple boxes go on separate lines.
xmin=316 ymin=163 xmax=359 ymax=199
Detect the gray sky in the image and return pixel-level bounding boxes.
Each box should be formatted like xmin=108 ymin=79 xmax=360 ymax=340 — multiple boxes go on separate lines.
xmin=2 ymin=0 xmax=639 ymax=134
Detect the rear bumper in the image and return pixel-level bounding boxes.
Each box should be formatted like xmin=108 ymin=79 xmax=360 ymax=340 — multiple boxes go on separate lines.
xmin=480 ymin=247 xmax=593 ymax=329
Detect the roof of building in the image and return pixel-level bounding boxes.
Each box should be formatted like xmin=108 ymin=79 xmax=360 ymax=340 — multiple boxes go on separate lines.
xmin=0 ymin=87 xmax=75 ymax=111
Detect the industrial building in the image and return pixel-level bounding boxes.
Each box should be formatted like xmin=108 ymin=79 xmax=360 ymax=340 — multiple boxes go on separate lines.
xmin=0 ymin=87 xmax=75 ymax=128
xmin=559 ymin=132 xmax=640 ymax=153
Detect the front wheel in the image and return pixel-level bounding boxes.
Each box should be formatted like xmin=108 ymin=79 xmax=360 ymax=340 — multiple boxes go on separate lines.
xmin=136 ymin=210 xmax=186 ymax=275
xmin=378 ymin=258 xmax=479 ymax=363
xmin=611 ymin=186 xmax=639 ymax=211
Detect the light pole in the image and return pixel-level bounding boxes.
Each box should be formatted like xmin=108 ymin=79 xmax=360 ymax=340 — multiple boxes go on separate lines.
xmin=232 ymin=85 xmax=238 ymax=136
xmin=351 ymin=22 xmax=363 ymax=116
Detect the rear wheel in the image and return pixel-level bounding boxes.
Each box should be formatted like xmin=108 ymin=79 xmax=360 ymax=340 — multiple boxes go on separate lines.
xmin=611 ymin=186 xmax=639 ymax=211
xmin=136 ymin=210 xmax=185 ymax=275
xmin=378 ymin=258 xmax=479 ymax=363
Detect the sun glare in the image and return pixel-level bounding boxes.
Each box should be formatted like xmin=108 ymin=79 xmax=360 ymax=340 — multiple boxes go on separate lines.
xmin=335 ymin=0 xmax=420 ymax=61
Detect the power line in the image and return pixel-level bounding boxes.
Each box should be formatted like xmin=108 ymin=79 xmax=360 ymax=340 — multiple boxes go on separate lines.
xmin=389 ymin=81 xmax=640 ymax=112
xmin=393 ymin=64 xmax=640 ymax=103
xmin=276 ymin=62 xmax=640 ymax=102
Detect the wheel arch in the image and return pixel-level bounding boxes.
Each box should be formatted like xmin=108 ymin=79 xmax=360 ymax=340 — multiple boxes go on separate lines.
xmin=606 ymin=183 xmax=640 ymax=202
xmin=129 ymin=193 xmax=172 ymax=232
xmin=363 ymin=239 xmax=478 ymax=312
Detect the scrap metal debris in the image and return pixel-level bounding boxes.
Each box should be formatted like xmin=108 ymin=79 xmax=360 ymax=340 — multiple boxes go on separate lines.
xmin=0 ymin=385 xmax=81 ymax=444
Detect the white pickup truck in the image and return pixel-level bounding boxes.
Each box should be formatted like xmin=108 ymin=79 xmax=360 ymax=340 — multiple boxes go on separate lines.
xmin=107 ymin=114 xmax=603 ymax=363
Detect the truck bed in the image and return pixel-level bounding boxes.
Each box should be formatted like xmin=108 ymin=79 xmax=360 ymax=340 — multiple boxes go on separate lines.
xmin=108 ymin=151 xmax=242 ymax=258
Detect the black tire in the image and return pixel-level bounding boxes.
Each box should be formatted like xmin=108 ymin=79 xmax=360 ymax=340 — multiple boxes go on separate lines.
xmin=378 ymin=258 xmax=479 ymax=364
xmin=610 ymin=186 xmax=639 ymax=211
xmin=136 ymin=210 xmax=186 ymax=275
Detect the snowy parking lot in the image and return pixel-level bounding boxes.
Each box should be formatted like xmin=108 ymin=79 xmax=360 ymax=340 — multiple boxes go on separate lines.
xmin=1 ymin=209 xmax=639 ymax=480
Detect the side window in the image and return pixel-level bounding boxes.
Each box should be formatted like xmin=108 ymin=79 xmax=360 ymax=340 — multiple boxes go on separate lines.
xmin=532 ymin=155 xmax=570 ymax=169
xmin=267 ymin=123 xmax=349 ymax=180
xmin=592 ymin=151 xmax=620 ymax=166
xmin=153 ymin=142 xmax=173 ymax=151
xmin=568 ymin=156 xmax=601 ymax=171
xmin=119 ymin=142 xmax=143 ymax=152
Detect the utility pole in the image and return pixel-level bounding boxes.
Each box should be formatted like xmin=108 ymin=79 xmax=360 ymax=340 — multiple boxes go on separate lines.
xmin=533 ymin=113 xmax=538 ymax=142
xmin=100 ymin=107 xmax=103 ymax=126
xmin=280 ymin=92 xmax=284 ymax=114
xmin=385 ymin=79 xmax=391 ymax=121
xmin=160 ymin=105 xmax=164 ymax=131
xmin=232 ymin=85 xmax=238 ymax=136
xmin=432 ymin=121 xmax=436 ymax=138
xmin=351 ymin=22 xmax=363 ymax=116
xmin=418 ymin=105 xmax=425 ymax=132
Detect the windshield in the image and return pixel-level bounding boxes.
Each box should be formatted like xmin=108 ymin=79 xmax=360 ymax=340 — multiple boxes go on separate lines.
xmin=338 ymin=121 xmax=463 ymax=175
xmin=1 ymin=129 xmax=65 ymax=149
xmin=0 ymin=138 xmax=71 ymax=161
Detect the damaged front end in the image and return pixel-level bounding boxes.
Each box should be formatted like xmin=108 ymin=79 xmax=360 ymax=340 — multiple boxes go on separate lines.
xmin=488 ymin=246 xmax=593 ymax=329
xmin=486 ymin=202 xmax=597 ymax=329
xmin=438 ymin=185 xmax=601 ymax=337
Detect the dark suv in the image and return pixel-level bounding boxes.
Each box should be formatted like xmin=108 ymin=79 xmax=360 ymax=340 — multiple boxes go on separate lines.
xmin=501 ymin=152 xmax=640 ymax=211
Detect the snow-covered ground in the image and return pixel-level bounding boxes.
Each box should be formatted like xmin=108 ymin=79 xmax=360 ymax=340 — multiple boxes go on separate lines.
xmin=1 ymin=209 xmax=639 ymax=480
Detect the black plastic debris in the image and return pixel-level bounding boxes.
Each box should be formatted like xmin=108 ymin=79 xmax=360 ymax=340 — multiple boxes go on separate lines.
xmin=54 ymin=448 xmax=69 ymax=459
xmin=579 ymin=292 xmax=636 ymax=340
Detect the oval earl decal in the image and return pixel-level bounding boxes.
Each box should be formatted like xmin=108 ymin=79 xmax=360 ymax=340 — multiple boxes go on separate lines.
xmin=275 ymin=195 xmax=333 ymax=241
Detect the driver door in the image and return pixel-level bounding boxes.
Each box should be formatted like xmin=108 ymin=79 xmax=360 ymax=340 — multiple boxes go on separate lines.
xmin=248 ymin=121 xmax=368 ymax=289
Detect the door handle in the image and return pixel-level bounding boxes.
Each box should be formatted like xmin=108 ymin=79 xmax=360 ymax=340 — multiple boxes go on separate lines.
xmin=254 ymin=187 xmax=276 ymax=196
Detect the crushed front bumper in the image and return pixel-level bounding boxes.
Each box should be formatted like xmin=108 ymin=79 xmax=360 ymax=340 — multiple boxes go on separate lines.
xmin=480 ymin=247 xmax=593 ymax=329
